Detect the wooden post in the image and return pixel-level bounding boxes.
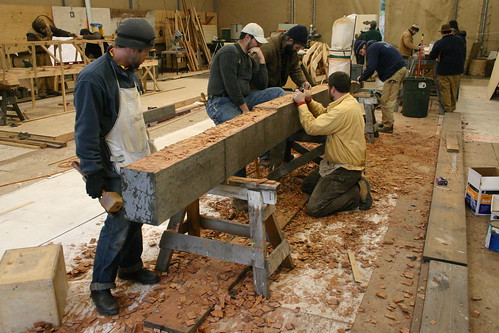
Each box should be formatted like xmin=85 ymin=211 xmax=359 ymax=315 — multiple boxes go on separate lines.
xmin=57 ymin=42 xmax=67 ymax=112
xmin=248 ymin=189 xmax=269 ymax=298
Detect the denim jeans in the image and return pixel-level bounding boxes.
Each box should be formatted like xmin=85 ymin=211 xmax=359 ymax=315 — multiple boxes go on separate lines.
xmin=90 ymin=176 xmax=144 ymax=291
xmin=206 ymin=87 xmax=285 ymax=125
xmin=206 ymin=87 xmax=285 ymax=176
xmin=302 ymin=167 xmax=362 ymax=217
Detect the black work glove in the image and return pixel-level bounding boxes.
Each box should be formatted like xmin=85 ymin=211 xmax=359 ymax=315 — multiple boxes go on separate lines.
xmin=86 ymin=170 xmax=107 ymax=199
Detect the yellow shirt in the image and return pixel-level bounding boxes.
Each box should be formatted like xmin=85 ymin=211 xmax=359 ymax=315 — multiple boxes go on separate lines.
xmin=298 ymin=93 xmax=366 ymax=171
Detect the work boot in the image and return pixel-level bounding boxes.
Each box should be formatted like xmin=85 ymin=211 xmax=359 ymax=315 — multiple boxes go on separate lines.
xmin=358 ymin=177 xmax=373 ymax=211
xmin=118 ymin=268 xmax=160 ymax=284
xmin=90 ymin=289 xmax=119 ymax=316
xmin=377 ymin=124 xmax=393 ymax=133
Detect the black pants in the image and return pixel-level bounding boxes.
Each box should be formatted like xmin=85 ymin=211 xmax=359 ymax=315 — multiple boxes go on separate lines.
xmin=302 ymin=167 xmax=362 ymax=217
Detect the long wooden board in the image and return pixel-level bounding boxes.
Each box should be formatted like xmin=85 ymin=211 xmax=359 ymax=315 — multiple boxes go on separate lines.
xmin=420 ymin=260 xmax=468 ymax=333
xmin=122 ymin=86 xmax=329 ymax=225
xmin=423 ymin=112 xmax=467 ymax=266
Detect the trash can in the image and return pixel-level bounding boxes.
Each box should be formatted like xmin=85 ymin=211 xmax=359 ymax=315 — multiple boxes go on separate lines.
xmin=402 ymin=77 xmax=433 ymax=118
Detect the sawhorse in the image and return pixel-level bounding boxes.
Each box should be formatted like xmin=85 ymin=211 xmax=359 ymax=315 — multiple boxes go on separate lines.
xmin=156 ymin=177 xmax=294 ymax=298
xmin=266 ymin=130 xmax=325 ymax=180
xmin=0 ymin=85 xmax=25 ymax=126
xmin=353 ymin=90 xmax=379 ymax=143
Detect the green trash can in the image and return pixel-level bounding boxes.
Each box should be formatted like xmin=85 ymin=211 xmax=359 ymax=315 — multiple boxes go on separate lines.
xmin=402 ymin=77 xmax=433 ymax=118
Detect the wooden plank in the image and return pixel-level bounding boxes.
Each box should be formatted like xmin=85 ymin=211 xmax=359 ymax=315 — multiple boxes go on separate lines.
xmin=122 ymin=86 xmax=329 ymax=225
xmin=423 ymin=112 xmax=467 ymax=266
xmin=142 ymin=103 xmax=176 ymax=124
xmin=420 ymin=260 xmax=468 ymax=333
xmin=158 ymin=232 xmax=260 ymax=265
xmin=446 ymin=132 xmax=459 ymax=152
xmin=347 ymin=250 xmax=363 ymax=283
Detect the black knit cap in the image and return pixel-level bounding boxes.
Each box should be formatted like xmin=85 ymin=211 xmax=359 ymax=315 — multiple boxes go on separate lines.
xmin=286 ymin=25 xmax=308 ymax=46
xmin=115 ymin=18 xmax=156 ymax=50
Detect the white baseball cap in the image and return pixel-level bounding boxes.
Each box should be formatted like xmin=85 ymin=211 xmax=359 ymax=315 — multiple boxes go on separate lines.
xmin=241 ymin=23 xmax=268 ymax=44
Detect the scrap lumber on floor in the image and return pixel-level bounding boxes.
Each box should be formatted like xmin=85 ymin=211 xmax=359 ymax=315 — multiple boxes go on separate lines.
xmin=423 ymin=112 xmax=467 ymax=265
xmin=121 ymin=86 xmax=329 ymax=225
xmin=420 ymin=260 xmax=469 ymax=333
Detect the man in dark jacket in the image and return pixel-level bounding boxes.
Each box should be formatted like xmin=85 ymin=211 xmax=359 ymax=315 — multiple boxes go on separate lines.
xmin=429 ymin=24 xmax=465 ymax=112
xmin=27 ymin=15 xmax=81 ymax=96
xmin=261 ymin=25 xmax=311 ymax=89
xmin=354 ymin=40 xmax=406 ymax=133
xmin=74 ymin=18 xmax=160 ymax=316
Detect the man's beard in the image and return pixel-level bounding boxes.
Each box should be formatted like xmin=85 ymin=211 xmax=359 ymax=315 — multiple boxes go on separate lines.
xmin=284 ymin=44 xmax=295 ymax=55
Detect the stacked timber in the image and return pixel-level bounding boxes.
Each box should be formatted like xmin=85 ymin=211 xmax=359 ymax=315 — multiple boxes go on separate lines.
xmin=302 ymin=42 xmax=330 ymax=84
xmin=163 ymin=1 xmax=212 ymax=71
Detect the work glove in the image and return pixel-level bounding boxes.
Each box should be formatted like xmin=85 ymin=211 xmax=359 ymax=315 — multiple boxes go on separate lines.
xmin=86 ymin=170 xmax=107 ymax=199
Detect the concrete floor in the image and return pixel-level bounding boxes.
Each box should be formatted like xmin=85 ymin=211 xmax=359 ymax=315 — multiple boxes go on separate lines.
xmin=0 ymin=76 xmax=498 ymax=331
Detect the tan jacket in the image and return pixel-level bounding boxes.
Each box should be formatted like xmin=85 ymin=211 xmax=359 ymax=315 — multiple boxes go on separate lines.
xmin=399 ymin=30 xmax=419 ymax=56
xmin=261 ymin=32 xmax=306 ymax=88
xmin=298 ymin=93 xmax=366 ymax=170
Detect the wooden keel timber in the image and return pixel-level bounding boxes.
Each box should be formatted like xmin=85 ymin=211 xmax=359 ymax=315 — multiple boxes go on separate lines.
xmin=122 ymin=86 xmax=329 ymax=225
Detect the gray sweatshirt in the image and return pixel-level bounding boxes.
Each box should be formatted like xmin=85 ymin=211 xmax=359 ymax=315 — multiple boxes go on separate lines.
xmin=207 ymin=43 xmax=268 ymax=106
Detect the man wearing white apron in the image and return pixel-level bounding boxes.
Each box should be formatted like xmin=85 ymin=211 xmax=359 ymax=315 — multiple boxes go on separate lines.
xmin=74 ymin=18 xmax=158 ymax=316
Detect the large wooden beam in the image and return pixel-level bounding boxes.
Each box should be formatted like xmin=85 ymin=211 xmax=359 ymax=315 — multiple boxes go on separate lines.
xmin=122 ymin=86 xmax=330 ymax=225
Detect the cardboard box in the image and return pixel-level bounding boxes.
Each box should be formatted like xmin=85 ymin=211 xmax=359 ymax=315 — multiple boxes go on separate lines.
xmin=465 ymin=167 xmax=499 ymax=215
xmin=0 ymin=244 xmax=68 ymax=333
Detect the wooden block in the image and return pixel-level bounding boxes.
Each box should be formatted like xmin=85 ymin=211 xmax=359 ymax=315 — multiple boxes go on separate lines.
xmin=0 ymin=244 xmax=68 ymax=333
xmin=420 ymin=261 xmax=468 ymax=333
xmin=122 ymin=86 xmax=329 ymax=225
xmin=446 ymin=133 xmax=459 ymax=152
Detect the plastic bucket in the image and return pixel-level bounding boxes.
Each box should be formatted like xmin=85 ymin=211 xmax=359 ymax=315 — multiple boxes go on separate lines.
xmin=402 ymin=77 xmax=433 ymax=118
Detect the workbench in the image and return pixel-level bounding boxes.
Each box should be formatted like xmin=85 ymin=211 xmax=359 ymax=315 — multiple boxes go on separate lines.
xmin=0 ymin=85 xmax=25 ymax=126
xmin=353 ymin=89 xmax=379 ymax=143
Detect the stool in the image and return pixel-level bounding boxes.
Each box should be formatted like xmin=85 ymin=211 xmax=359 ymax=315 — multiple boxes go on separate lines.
xmin=156 ymin=177 xmax=294 ymax=298
xmin=0 ymin=86 xmax=25 ymax=126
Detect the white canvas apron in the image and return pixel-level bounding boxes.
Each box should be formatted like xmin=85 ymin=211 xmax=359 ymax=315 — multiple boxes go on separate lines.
xmin=105 ymin=79 xmax=151 ymax=173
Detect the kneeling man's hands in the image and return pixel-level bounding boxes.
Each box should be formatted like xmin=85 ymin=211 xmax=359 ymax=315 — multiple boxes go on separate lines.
xmin=293 ymin=90 xmax=306 ymax=103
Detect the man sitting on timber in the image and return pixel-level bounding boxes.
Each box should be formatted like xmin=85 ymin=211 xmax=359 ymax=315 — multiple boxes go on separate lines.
xmin=261 ymin=24 xmax=312 ymax=90
xmin=206 ymin=22 xmax=285 ymax=176
xmin=206 ymin=23 xmax=285 ymax=125
xmin=292 ymin=71 xmax=372 ymax=217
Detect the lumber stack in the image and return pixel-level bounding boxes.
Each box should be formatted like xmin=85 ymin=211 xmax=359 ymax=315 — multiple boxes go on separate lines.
xmin=163 ymin=1 xmax=212 ymax=72
xmin=302 ymin=42 xmax=330 ymax=84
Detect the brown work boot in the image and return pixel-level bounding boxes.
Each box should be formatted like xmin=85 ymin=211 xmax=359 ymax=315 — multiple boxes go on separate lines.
xmin=377 ymin=124 xmax=393 ymax=133
xmin=358 ymin=177 xmax=373 ymax=210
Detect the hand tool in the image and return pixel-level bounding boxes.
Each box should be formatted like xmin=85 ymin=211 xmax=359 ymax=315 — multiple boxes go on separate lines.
xmin=71 ymin=161 xmax=123 ymax=213
xmin=416 ymin=33 xmax=424 ymax=77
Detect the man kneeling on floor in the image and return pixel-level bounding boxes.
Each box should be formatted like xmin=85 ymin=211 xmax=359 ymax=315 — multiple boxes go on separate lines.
xmin=292 ymin=71 xmax=373 ymax=217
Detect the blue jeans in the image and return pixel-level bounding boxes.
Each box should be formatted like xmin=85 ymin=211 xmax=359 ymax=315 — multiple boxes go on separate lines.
xmin=90 ymin=176 xmax=144 ymax=291
xmin=206 ymin=87 xmax=285 ymax=125
xmin=206 ymin=87 xmax=285 ymax=177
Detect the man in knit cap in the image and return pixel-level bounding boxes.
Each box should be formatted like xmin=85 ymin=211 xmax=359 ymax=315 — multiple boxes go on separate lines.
xmin=261 ymin=24 xmax=312 ymax=89
xmin=429 ymin=24 xmax=465 ymax=112
xmin=74 ymin=18 xmax=159 ymax=316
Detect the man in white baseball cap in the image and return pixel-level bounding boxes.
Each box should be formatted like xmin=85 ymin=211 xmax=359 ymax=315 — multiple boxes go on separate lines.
xmin=240 ymin=22 xmax=268 ymax=44
xmin=206 ymin=22 xmax=285 ymax=177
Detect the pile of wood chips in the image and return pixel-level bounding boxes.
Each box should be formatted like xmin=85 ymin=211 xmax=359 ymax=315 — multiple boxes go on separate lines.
xmin=29 ymin=106 xmax=440 ymax=333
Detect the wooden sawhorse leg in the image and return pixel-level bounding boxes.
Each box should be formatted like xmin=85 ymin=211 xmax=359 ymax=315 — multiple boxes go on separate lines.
xmin=155 ymin=178 xmax=293 ymax=298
